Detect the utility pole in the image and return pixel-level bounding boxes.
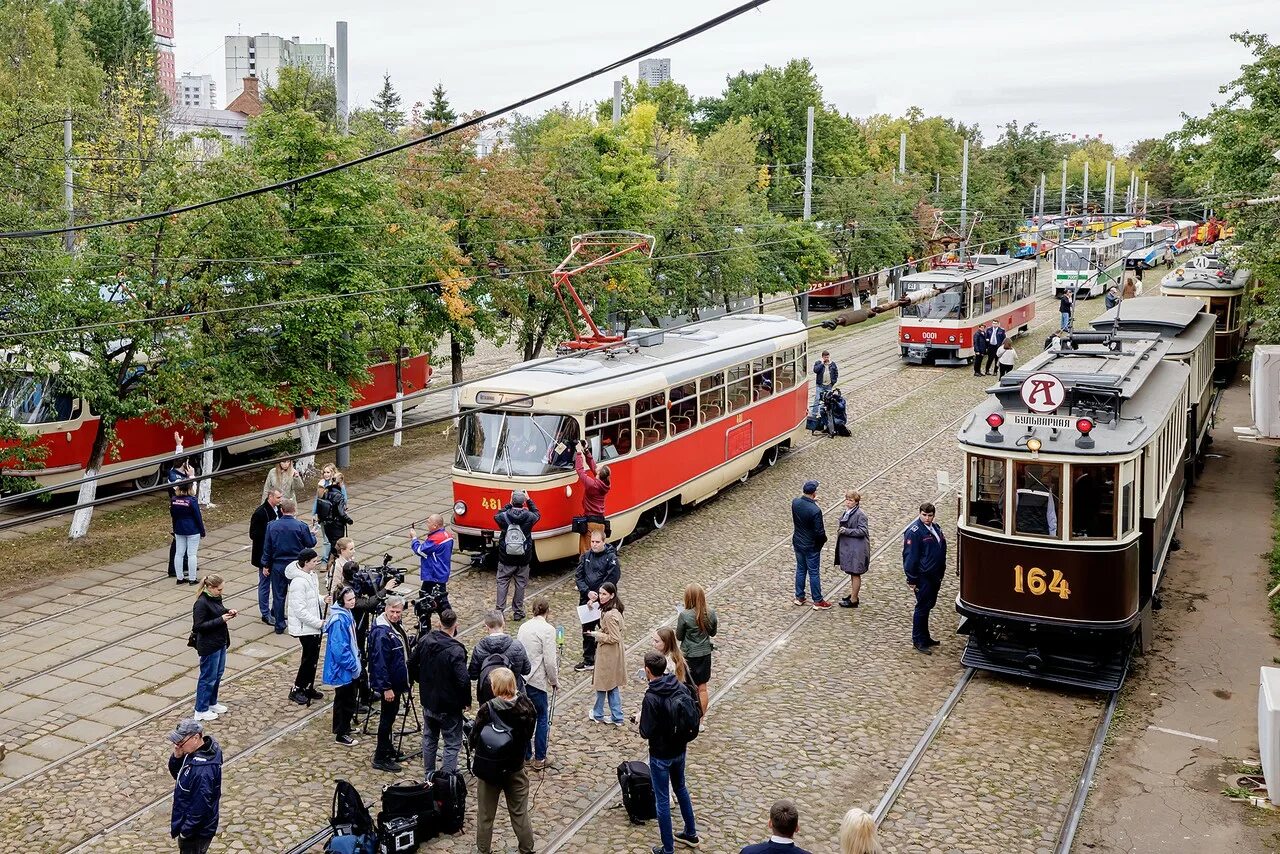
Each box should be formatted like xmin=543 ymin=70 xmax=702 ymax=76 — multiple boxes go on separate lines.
xmin=801 ymin=105 xmax=814 ymax=323
xmin=1039 ymin=172 xmax=1047 ymax=221
xmin=1104 ymin=160 xmax=1113 ymax=220
xmin=898 ymin=131 xmax=906 ymax=182
xmin=612 ymin=81 xmax=622 ymax=125
xmin=335 ymin=20 xmax=351 ymax=467
xmin=1060 ymin=157 xmax=1067 ymax=220
xmin=1082 ymin=160 xmax=1090 ymax=235
xmin=63 ymin=111 xmax=74 ymax=254
xmin=1143 ymin=180 xmax=1149 ymax=215
xmin=959 ymin=137 xmax=969 ymax=260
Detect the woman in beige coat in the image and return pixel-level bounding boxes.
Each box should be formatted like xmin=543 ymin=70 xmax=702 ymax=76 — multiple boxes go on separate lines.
xmin=588 ymin=582 xmax=626 ymax=726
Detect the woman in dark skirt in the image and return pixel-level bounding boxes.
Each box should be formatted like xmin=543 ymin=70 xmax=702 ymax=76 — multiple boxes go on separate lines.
xmin=676 ymin=583 xmax=717 ymax=715
xmin=836 ymin=490 xmax=870 ymax=608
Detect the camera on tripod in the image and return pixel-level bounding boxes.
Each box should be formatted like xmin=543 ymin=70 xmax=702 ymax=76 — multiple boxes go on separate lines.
xmin=351 ymin=553 xmax=407 ymax=598
xmin=411 ymin=586 xmax=442 ymax=621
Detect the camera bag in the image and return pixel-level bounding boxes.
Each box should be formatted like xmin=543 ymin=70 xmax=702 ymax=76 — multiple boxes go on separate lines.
xmin=428 ymin=769 xmax=467 ymax=835
xmin=380 ymin=780 xmax=436 ymax=841
xmin=617 ymin=759 xmax=657 ymax=824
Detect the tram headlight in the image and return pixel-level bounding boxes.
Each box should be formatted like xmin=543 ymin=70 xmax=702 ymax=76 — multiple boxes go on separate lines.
xmin=948 ymin=335 xmax=956 ymax=342
xmin=1027 ymin=438 xmax=1042 ymax=453
xmin=1075 ymin=417 xmax=1096 ymax=450
xmin=453 ymin=500 xmax=467 ymax=517
xmin=984 ymin=412 xmax=1005 ymax=444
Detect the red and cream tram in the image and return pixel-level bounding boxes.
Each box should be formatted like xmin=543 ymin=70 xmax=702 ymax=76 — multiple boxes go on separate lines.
xmin=450 ymin=314 xmax=809 ymax=562
xmin=897 ymin=255 xmax=1038 ymax=366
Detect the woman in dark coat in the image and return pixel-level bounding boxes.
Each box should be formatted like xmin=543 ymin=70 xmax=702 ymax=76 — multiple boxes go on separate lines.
xmin=192 ymin=574 xmax=236 ymax=720
xmin=836 ymin=490 xmax=870 ymax=608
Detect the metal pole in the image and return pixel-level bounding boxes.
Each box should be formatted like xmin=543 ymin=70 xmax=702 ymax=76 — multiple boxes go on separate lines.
xmin=1143 ymin=180 xmax=1148 ymax=215
xmin=334 ymin=20 xmax=351 ymax=468
xmin=612 ymin=81 xmax=622 ymax=125
xmin=898 ymin=131 xmax=906 ymax=181
xmin=1104 ymin=161 xmax=1113 ymax=219
xmin=1039 ymin=172 xmax=1047 ymax=221
xmin=1060 ymin=157 xmax=1067 ymax=219
xmin=63 ymin=111 xmax=74 ymax=254
xmin=801 ymin=105 xmax=814 ymax=323
xmin=935 ymin=172 xmax=940 ymax=195
xmin=1082 ymin=160 xmax=1090 ymax=229
xmin=959 ymin=138 xmax=969 ymax=260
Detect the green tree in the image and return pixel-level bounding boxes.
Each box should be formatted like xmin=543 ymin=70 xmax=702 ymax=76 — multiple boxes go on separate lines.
xmin=814 ymin=172 xmax=919 ymax=279
xmin=595 ymin=77 xmax=696 ymax=131
xmin=424 ymin=83 xmax=455 ymax=126
xmin=72 ymin=0 xmax=153 ymax=79
xmin=371 ymin=72 xmax=404 ymax=133
xmin=262 ymin=65 xmax=337 ymax=125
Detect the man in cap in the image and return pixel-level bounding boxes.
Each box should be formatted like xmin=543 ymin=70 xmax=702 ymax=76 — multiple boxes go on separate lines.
xmin=791 ymin=480 xmax=832 ymax=610
xmin=902 ymin=502 xmax=947 ymax=654
xmin=493 ymin=489 xmax=541 ymax=621
xmin=166 ymin=718 xmax=223 ymax=853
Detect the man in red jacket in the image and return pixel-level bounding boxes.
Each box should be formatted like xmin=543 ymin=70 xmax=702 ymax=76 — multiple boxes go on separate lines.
xmin=574 ymin=447 xmax=611 ymax=555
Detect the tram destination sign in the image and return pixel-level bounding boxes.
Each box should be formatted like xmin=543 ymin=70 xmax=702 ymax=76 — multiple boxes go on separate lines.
xmin=1011 ymin=413 xmax=1076 ymax=430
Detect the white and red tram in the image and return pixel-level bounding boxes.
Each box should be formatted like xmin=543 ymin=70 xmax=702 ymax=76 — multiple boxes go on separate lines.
xmin=897 ymin=255 xmax=1038 ymax=366
xmin=450 ymin=314 xmax=809 ymax=562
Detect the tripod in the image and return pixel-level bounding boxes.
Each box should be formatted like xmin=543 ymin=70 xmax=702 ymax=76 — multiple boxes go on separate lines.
xmin=359 ymin=687 xmax=422 ymax=742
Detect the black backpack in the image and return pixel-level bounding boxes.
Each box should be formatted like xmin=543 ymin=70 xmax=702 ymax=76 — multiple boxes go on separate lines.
xmin=476 ymin=652 xmax=511 ymax=706
xmin=330 ymin=778 xmax=374 ymax=837
xmin=429 ymin=770 xmax=466 ymax=835
xmin=470 ymin=700 xmax=522 ymax=784
xmin=670 ymin=683 xmax=702 ymax=744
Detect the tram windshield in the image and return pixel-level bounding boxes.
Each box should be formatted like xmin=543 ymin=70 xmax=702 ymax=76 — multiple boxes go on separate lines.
xmin=1013 ymin=461 xmax=1062 ymax=539
xmin=456 ymin=410 xmax=581 ymax=476
xmin=0 ymin=375 xmax=77 ymax=424
xmin=1055 ymin=248 xmax=1093 ymax=271
xmin=1120 ymin=233 xmax=1148 ymax=252
xmin=900 ymin=288 xmax=966 ymax=320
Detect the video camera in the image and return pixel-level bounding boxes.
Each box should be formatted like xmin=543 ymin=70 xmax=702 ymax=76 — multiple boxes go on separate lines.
xmin=351 ymin=552 xmax=407 ymax=598
xmin=411 ymin=585 xmax=443 ymax=621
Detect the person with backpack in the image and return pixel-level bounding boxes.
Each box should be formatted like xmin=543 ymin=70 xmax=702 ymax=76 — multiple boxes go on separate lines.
xmin=315 ymin=470 xmax=352 ymax=562
xmin=324 ymin=586 xmax=362 ymax=747
xmin=413 ymin=608 xmax=471 ymax=775
xmin=573 ymin=530 xmax=620 ymax=672
xmin=493 ymin=491 xmax=540 ymax=621
xmin=469 ymin=610 xmax=532 ymax=705
xmin=639 ymin=651 xmax=702 ymax=854
xmin=469 ymin=667 xmax=536 ymax=854
xmin=367 ymin=596 xmax=411 ymax=772
xmin=587 ymin=582 xmax=626 ymax=726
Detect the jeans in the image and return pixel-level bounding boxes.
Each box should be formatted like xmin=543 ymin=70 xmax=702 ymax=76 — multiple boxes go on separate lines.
xmin=813 ymin=382 xmax=832 ymax=407
xmin=376 ymin=692 xmax=401 ymax=760
xmin=793 ymin=547 xmax=822 ymax=601
xmin=475 ymin=767 xmax=535 ymax=854
xmin=177 ymin=837 xmax=212 ymax=854
xmin=168 ymin=535 xmax=189 ymax=578
xmin=526 ymin=685 xmax=550 ymax=761
xmin=270 ymin=568 xmax=289 ymax=631
xmin=423 ymin=709 xmax=464 ymax=774
xmin=592 ymin=687 xmax=622 ymax=723
xmin=333 ymin=681 xmax=357 ymax=737
xmin=911 ymin=572 xmax=942 ymax=646
xmin=496 ymin=561 xmax=530 ymax=617
xmin=1061 ymin=310 xmax=1071 ymax=330
xmin=257 ymin=563 xmax=271 ymax=619
xmin=295 ymin=635 xmax=320 ymax=690
xmin=173 ymin=533 xmax=201 ymax=582
xmin=649 ymin=752 xmax=697 ymax=854
xmin=195 ymin=647 xmax=226 ymax=713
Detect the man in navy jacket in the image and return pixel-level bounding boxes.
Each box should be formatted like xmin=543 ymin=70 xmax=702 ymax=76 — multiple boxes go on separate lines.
xmin=791 ymin=480 xmax=830 ymax=609
xmin=740 ymin=799 xmax=812 ymax=854
xmin=367 ymin=597 xmax=411 ymax=773
xmin=167 ymin=717 xmax=222 ymax=854
xmin=260 ymin=498 xmax=316 ymax=634
xmin=902 ymin=502 xmax=947 ymax=653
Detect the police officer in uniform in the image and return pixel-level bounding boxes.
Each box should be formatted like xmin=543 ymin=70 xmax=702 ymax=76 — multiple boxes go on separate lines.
xmin=902 ymin=502 xmax=946 ymax=654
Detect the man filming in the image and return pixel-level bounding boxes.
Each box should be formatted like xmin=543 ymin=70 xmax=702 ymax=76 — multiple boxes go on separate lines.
xmin=367 ymin=595 xmax=410 ymax=773
xmin=494 ymin=490 xmax=540 ymax=621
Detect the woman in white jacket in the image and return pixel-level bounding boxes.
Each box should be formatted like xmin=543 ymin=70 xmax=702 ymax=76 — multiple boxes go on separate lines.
xmin=285 ymin=548 xmax=328 ymax=706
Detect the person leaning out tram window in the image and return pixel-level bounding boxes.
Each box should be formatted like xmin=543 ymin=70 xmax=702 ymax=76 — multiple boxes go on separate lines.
xmin=574 ymin=447 xmax=611 ymax=555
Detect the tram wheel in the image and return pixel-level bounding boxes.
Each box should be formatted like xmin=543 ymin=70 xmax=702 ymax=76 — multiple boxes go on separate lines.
xmin=133 ymin=465 xmax=164 ymax=491
xmin=763 ymin=445 xmax=780 ymax=468
xmin=649 ymin=501 xmax=670 ymax=530
xmin=370 ymin=406 xmax=391 ymax=433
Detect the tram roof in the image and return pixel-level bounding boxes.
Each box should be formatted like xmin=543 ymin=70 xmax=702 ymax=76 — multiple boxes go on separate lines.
xmin=1159 ymin=267 xmax=1250 ymax=293
xmin=1091 ymin=299 xmax=1215 ymax=357
xmin=901 ymin=256 xmax=1036 ymax=283
xmin=458 ymin=313 xmax=808 ymax=409
xmin=958 ymin=334 xmax=1189 ymax=455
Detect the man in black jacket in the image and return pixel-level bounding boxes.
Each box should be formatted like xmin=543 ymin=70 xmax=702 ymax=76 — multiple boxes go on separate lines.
xmin=791 ymin=480 xmax=831 ymax=610
xmin=493 ymin=491 xmax=540 ymax=621
xmin=249 ymin=489 xmax=282 ymax=624
xmin=572 ymin=530 xmax=620 ymax=671
xmin=639 ymin=652 xmax=701 ymax=854
xmin=412 ymin=608 xmax=471 ymax=775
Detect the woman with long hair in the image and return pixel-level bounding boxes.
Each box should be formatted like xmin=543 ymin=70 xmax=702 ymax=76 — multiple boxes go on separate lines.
xmin=653 ymin=627 xmax=688 ymax=685
xmin=262 ymin=458 xmax=304 ymax=504
xmin=587 ymin=582 xmax=626 ymax=725
xmin=676 ymin=583 xmax=717 ymax=714
xmin=315 ymin=469 xmax=350 ymax=561
xmin=192 ymin=574 xmax=236 ymax=721
xmin=324 ymin=586 xmax=362 ymax=746
xmin=838 ymin=807 xmax=883 ymax=854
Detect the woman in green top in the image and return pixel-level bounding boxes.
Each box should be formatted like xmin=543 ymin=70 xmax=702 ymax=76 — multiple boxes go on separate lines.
xmin=675 ymin=582 xmax=717 ymax=714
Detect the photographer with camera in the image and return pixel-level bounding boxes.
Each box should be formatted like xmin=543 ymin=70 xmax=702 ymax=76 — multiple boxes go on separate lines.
xmin=573 ymin=443 xmax=611 ymax=556
xmin=331 ymin=543 xmax=401 ymax=710
xmin=410 ymin=514 xmax=454 ymax=629
xmin=494 ymin=491 xmax=540 ymax=621
xmin=367 ymin=595 xmax=411 ymax=773
xmin=573 ymin=530 xmax=620 ymax=672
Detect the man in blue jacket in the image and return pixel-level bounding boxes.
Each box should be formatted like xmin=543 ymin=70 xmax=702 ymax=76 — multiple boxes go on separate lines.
xmin=972 ymin=321 xmax=990 ymax=376
xmin=260 ymin=499 xmax=317 ymax=634
xmin=167 ymin=717 xmax=222 ymax=854
xmin=791 ymin=480 xmax=831 ymax=610
xmin=410 ymin=514 xmax=453 ymax=628
xmin=367 ymin=596 xmax=411 ymax=772
xmin=740 ymin=799 xmax=812 ymax=854
xmin=812 ymin=351 xmax=838 ymax=403
xmin=902 ymin=502 xmax=947 ymax=654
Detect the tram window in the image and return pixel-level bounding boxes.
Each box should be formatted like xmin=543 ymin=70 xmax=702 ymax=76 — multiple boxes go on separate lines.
xmin=586 ymin=403 xmax=632 ymax=461
xmin=635 ymin=391 xmax=667 ymax=448
xmin=1013 ymin=461 xmax=1062 ymax=539
xmin=1209 ymin=297 xmax=1229 ymax=330
xmin=752 ymin=357 xmax=774 ymax=400
xmin=776 ymin=357 xmax=797 ymax=390
xmin=727 ymin=362 xmax=751 ymax=412
xmin=966 ymin=455 xmax=1006 ymax=531
xmin=698 ymin=373 xmax=725 ymax=422
xmin=669 ymin=382 xmax=697 ymax=435
xmin=0 ymin=375 xmax=79 ymax=424
xmin=1070 ymin=463 xmax=1117 ymax=539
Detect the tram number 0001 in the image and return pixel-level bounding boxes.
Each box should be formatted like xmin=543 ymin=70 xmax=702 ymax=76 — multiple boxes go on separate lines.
xmin=1012 ymin=565 xmax=1071 ymax=599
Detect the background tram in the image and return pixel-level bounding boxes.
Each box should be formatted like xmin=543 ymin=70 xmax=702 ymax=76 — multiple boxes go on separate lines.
xmin=807 ymin=276 xmax=856 ymax=310
xmin=954 ymin=320 xmax=1212 ymax=690
xmin=1119 ymin=223 xmax=1173 ymax=269
xmin=450 ymin=314 xmax=809 ymax=563
xmin=897 ymin=256 xmax=1037 ymax=366
xmin=1169 ymin=220 xmax=1199 ymax=255
xmin=1015 ymin=222 xmax=1061 ymax=259
xmin=1160 ymin=263 xmax=1252 ymax=381
xmin=1052 ymin=236 xmax=1124 ymax=298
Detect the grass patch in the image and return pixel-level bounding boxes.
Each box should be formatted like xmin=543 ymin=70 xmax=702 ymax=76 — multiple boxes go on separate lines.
xmin=0 ymin=426 xmax=454 ymax=595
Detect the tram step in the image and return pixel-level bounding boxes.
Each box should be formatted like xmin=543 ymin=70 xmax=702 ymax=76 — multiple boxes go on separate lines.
xmin=960 ymin=638 xmax=1128 ymax=692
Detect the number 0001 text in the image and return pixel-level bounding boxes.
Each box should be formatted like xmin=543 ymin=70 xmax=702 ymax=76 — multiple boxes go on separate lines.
xmin=1012 ymin=565 xmax=1071 ymax=599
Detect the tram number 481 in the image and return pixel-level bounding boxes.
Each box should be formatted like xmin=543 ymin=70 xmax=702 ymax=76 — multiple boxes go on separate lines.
xmin=1012 ymin=565 xmax=1071 ymax=599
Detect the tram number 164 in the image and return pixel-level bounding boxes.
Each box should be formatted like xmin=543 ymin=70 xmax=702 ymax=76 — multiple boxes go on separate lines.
xmin=1012 ymin=565 xmax=1071 ymax=600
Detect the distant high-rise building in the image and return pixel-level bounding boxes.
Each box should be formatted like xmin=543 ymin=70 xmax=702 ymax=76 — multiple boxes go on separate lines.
xmin=223 ymin=33 xmax=334 ymax=106
xmin=638 ymin=58 xmax=671 ymax=87
xmin=146 ymin=0 xmax=177 ymax=101
xmin=178 ymin=73 xmax=217 ymax=109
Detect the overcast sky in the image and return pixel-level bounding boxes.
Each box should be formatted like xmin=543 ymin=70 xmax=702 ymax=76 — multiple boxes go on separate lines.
xmin=175 ymin=0 xmax=1279 ymax=149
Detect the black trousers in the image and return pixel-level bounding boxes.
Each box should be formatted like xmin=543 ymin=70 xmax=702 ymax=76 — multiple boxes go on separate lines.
xmin=983 ymin=350 xmax=998 ymax=375
xmin=295 ymin=635 xmax=321 ymax=690
xmin=972 ymin=351 xmax=986 ymax=375
xmin=333 ymin=682 xmax=358 ymax=736
xmin=578 ymin=592 xmax=598 ymax=665
xmin=376 ymin=692 xmax=401 ymax=760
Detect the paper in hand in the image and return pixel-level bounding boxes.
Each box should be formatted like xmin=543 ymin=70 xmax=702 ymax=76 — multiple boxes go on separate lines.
xmin=577 ymin=602 xmax=601 ymax=625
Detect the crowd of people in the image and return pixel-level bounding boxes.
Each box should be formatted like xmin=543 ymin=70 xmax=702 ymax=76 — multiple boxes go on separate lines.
xmin=172 ymin=445 xmax=916 ymax=854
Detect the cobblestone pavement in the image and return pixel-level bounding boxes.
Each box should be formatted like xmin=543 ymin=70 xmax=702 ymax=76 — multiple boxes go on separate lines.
xmin=1 ymin=264 xmax=1111 ymax=853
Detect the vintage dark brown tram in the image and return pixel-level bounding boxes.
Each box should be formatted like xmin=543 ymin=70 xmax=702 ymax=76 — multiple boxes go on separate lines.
xmin=1159 ymin=261 xmax=1252 ymax=383
xmin=954 ymin=304 xmax=1215 ymax=690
